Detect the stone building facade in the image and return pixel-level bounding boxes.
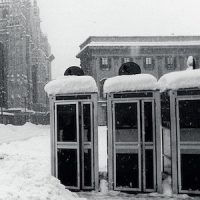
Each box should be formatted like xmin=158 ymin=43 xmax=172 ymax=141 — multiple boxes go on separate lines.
xmin=0 ymin=0 xmax=52 ymax=124
xmin=77 ymin=36 xmax=200 ymax=125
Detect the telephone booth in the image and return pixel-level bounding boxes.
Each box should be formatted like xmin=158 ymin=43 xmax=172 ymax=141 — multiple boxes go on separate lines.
xmin=45 ymin=68 xmax=99 ymax=191
xmin=104 ymin=73 xmax=162 ymax=193
xmin=159 ymin=68 xmax=200 ymax=194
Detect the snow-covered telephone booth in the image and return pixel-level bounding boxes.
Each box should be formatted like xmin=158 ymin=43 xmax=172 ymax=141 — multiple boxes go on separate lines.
xmin=45 ymin=67 xmax=99 ymax=191
xmin=158 ymin=67 xmax=200 ymax=194
xmin=104 ymin=64 xmax=162 ymax=193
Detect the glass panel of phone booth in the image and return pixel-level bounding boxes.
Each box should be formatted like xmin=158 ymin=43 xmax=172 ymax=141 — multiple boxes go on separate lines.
xmin=144 ymin=102 xmax=153 ymax=142
xmin=178 ymin=99 xmax=200 ymax=192
xmin=145 ymin=149 xmax=154 ymax=190
xmin=180 ymin=149 xmax=200 ymax=191
xmin=143 ymin=101 xmax=155 ymax=191
xmin=56 ymin=103 xmax=79 ymax=189
xmin=115 ymin=103 xmax=139 ymax=142
xmin=116 ymin=149 xmax=139 ymax=188
xmin=82 ymin=103 xmax=93 ymax=189
xmin=57 ymin=104 xmax=77 ymax=142
xmin=114 ymin=102 xmax=141 ymax=190
xmin=83 ymin=149 xmax=92 ymax=187
xmin=179 ymin=100 xmax=200 ymax=142
xmin=83 ymin=104 xmax=92 ymax=142
xmin=57 ymin=149 xmax=78 ymax=187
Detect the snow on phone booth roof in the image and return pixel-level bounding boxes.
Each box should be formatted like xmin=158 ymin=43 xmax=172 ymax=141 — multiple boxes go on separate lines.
xmin=45 ymin=67 xmax=98 ymax=96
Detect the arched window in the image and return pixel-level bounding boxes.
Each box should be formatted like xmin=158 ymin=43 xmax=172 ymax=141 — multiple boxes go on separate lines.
xmin=119 ymin=62 xmax=141 ymax=75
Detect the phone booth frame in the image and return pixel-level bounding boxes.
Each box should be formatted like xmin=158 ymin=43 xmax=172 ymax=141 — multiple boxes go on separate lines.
xmin=47 ymin=81 xmax=99 ymax=191
xmin=162 ymin=88 xmax=200 ymax=194
xmin=106 ymin=90 xmax=162 ymax=193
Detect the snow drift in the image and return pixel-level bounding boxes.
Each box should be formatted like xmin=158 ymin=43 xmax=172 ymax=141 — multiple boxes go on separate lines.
xmin=0 ymin=123 xmax=85 ymax=200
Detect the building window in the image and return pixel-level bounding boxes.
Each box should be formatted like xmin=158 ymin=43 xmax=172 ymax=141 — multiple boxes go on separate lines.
xmin=166 ymin=56 xmax=176 ymax=70
xmin=144 ymin=57 xmax=154 ymax=70
xmin=102 ymin=57 xmax=108 ymax=65
xmin=100 ymin=57 xmax=111 ymax=70
xmin=122 ymin=57 xmax=131 ymax=63
xmin=146 ymin=57 xmax=152 ymax=65
xmin=167 ymin=57 xmax=173 ymax=65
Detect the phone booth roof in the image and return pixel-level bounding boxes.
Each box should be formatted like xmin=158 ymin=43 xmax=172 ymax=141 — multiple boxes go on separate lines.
xmin=103 ymin=74 xmax=158 ymax=94
xmin=158 ymin=68 xmax=200 ymax=92
xmin=44 ymin=75 xmax=98 ymax=96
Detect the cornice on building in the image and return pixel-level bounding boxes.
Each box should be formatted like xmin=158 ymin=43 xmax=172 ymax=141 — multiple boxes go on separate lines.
xmin=77 ymin=36 xmax=200 ymax=58
xmin=80 ymin=36 xmax=200 ymax=48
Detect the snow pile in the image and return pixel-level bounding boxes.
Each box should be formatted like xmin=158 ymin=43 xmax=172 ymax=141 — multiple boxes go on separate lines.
xmin=0 ymin=122 xmax=49 ymax=144
xmin=44 ymin=75 xmax=98 ymax=96
xmin=0 ymin=123 xmax=192 ymax=200
xmin=99 ymin=179 xmax=108 ymax=194
xmin=162 ymin=175 xmax=172 ymax=197
xmin=158 ymin=69 xmax=200 ymax=91
xmin=104 ymin=74 xmax=157 ymax=94
xmin=0 ymin=124 xmax=85 ymax=200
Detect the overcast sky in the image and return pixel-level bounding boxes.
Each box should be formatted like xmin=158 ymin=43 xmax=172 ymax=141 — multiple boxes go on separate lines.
xmin=36 ymin=0 xmax=200 ymax=79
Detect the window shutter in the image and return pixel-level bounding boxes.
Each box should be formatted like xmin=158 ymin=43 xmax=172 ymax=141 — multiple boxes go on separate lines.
xmin=165 ymin=57 xmax=168 ymax=69
xmin=173 ymin=57 xmax=176 ymax=69
xmin=108 ymin=57 xmax=112 ymax=69
xmin=195 ymin=57 xmax=198 ymax=69
xmin=151 ymin=57 xmax=155 ymax=70
xmin=143 ymin=57 xmax=146 ymax=69
xmin=99 ymin=58 xmax=102 ymax=68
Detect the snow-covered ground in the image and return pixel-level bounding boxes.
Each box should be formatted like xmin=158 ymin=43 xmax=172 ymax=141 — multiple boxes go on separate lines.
xmin=0 ymin=123 xmax=85 ymax=200
xmin=0 ymin=123 xmax=198 ymax=200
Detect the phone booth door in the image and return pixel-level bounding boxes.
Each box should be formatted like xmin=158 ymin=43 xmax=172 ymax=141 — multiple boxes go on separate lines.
xmin=55 ymin=102 xmax=94 ymax=190
xmin=113 ymin=100 xmax=156 ymax=192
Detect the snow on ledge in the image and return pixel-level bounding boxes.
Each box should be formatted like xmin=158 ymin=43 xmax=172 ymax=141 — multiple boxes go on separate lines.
xmin=158 ymin=69 xmax=200 ymax=91
xmin=104 ymin=74 xmax=158 ymax=94
xmin=44 ymin=76 xmax=98 ymax=96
